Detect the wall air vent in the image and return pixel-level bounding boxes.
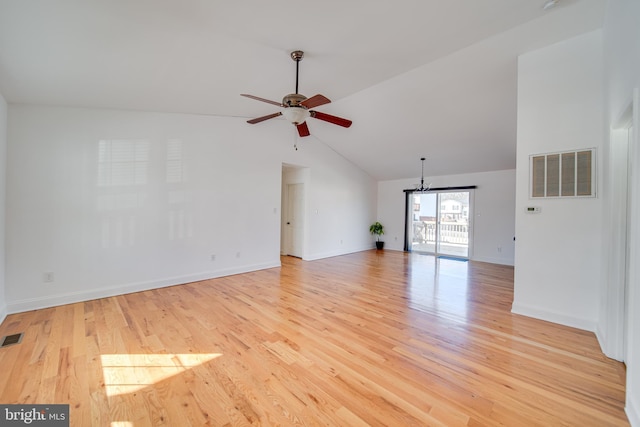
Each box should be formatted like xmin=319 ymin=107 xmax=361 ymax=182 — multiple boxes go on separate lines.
xmin=530 ymin=148 xmax=596 ymax=198
xmin=1 ymin=333 xmax=24 ymax=348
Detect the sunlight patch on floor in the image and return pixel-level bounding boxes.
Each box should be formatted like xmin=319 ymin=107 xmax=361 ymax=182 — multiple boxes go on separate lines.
xmin=101 ymin=353 xmax=222 ymax=397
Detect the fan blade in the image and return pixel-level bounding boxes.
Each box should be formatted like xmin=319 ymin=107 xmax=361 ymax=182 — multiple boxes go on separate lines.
xmin=297 ymin=121 xmax=310 ymax=137
xmin=310 ymin=111 xmax=352 ymax=128
xmin=247 ymin=112 xmax=282 ymax=124
xmin=300 ymin=94 xmax=331 ymax=109
xmin=241 ymin=94 xmax=283 ymax=107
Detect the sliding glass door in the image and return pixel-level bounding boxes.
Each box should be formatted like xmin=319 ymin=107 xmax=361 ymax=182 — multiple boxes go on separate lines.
xmin=408 ymin=190 xmax=472 ymax=259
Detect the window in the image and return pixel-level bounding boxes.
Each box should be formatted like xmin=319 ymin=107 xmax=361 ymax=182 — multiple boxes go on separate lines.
xmin=530 ymin=149 xmax=595 ymax=198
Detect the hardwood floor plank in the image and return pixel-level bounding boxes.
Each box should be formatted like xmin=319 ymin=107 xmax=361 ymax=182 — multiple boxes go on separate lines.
xmin=0 ymin=250 xmax=629 ymax=426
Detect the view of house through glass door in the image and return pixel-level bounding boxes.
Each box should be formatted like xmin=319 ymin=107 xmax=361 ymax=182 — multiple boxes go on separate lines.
xmin=409 ymin=190 xmax=472 ymax=258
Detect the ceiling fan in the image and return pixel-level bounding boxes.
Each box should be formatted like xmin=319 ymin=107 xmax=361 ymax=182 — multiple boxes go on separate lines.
xmin=241 ymin=50 xmax=352 ymax=137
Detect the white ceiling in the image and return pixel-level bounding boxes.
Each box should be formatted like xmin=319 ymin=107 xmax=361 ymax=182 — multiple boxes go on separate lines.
xmin=0 ymin=0 xmax=605 ymax=180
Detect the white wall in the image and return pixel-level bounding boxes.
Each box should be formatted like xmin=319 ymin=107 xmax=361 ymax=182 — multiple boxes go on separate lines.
xmin=305 ymin=157 xmax=377 ymax=260
xmin=0 ymin=93 xmax=6 ymax=324
xmin=513 ymin=30 xmax=604 ymax=331
xmin=5 ymin=105 xmax=376 ymax=313
xmin=377 ymin=169 xmax=516 ymax=266
xmin=603 ymin=1 xmax=640 ymax=424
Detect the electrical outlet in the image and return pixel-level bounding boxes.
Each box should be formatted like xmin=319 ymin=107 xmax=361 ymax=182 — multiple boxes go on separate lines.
xmin=43 ymin=272 xmax=54 ymax=283
xmin=236 ymin=252 xmax=241 ymax=258
xmin=210 ymin=254 xmax=216 ymax=261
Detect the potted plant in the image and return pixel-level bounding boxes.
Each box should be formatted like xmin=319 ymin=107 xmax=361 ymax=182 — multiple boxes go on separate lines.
xmin=369 ymin=221 xmax=385 ymax=249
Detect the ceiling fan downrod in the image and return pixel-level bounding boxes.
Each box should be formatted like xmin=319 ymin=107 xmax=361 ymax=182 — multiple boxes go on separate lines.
xmin=291 ymin=50 xmax=304 ymax=95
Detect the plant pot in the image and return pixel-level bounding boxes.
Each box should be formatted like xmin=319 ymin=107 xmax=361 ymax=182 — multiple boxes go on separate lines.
xmin=375 ymin=241 xmax=384 ymax=250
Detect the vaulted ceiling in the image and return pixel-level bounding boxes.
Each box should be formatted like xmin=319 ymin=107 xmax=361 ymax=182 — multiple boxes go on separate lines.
xmin=0 ymin=0 xmax=605 ymax=180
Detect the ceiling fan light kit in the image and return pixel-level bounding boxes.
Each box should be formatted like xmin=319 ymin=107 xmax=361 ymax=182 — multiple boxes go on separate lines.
xmin=282 ymin=107 xmax=309 ymax=125
xmin=241 ymin=50 xmax=352 ymax=138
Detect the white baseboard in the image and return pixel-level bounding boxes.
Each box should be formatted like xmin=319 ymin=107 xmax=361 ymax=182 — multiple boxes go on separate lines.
xmin=0 ymin=303 xmax=7 ymax=327
xmin=594 ymin=322 xmax=609 ymax=358
xmin=511 ymin=302 xmax=596 ymax=332
xmin=628 ymin=394 xmax=640 ymax=427
xmin=6 ymin=260 xmax=281 ymax=315
xmin=593 ymin=321 xmax=627 ymax=361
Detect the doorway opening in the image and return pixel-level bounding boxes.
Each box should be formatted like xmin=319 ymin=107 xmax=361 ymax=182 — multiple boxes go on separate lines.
xmin=281 ymin=164 xmax=309 ymax=258
xmin=405 ymin=189 xmax=474 ymax=260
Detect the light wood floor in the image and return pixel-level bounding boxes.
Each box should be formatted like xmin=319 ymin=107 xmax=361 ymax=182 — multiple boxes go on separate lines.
xmin=0 ymin=250 xmax=629 ymax=426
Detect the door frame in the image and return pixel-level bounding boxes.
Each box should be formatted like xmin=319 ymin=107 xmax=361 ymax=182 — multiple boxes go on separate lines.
xmin=601 ymin=89 xmax=638 ymax=362
xmin=281 ymin=164 xmax=309 ymax=258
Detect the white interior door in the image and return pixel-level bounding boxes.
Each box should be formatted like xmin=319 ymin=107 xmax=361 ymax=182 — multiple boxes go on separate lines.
xmin=285 ymin=183 xmax=304 ymax=258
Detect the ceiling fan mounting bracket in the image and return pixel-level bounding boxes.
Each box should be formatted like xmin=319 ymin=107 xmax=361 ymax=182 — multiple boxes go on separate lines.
xmin=290 ymin=50 xmax=304 ymax=62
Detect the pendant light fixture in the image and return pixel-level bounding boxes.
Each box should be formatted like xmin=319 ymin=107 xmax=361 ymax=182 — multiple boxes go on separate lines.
xmin=415 ymin=157 xmax=432 ymax=192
